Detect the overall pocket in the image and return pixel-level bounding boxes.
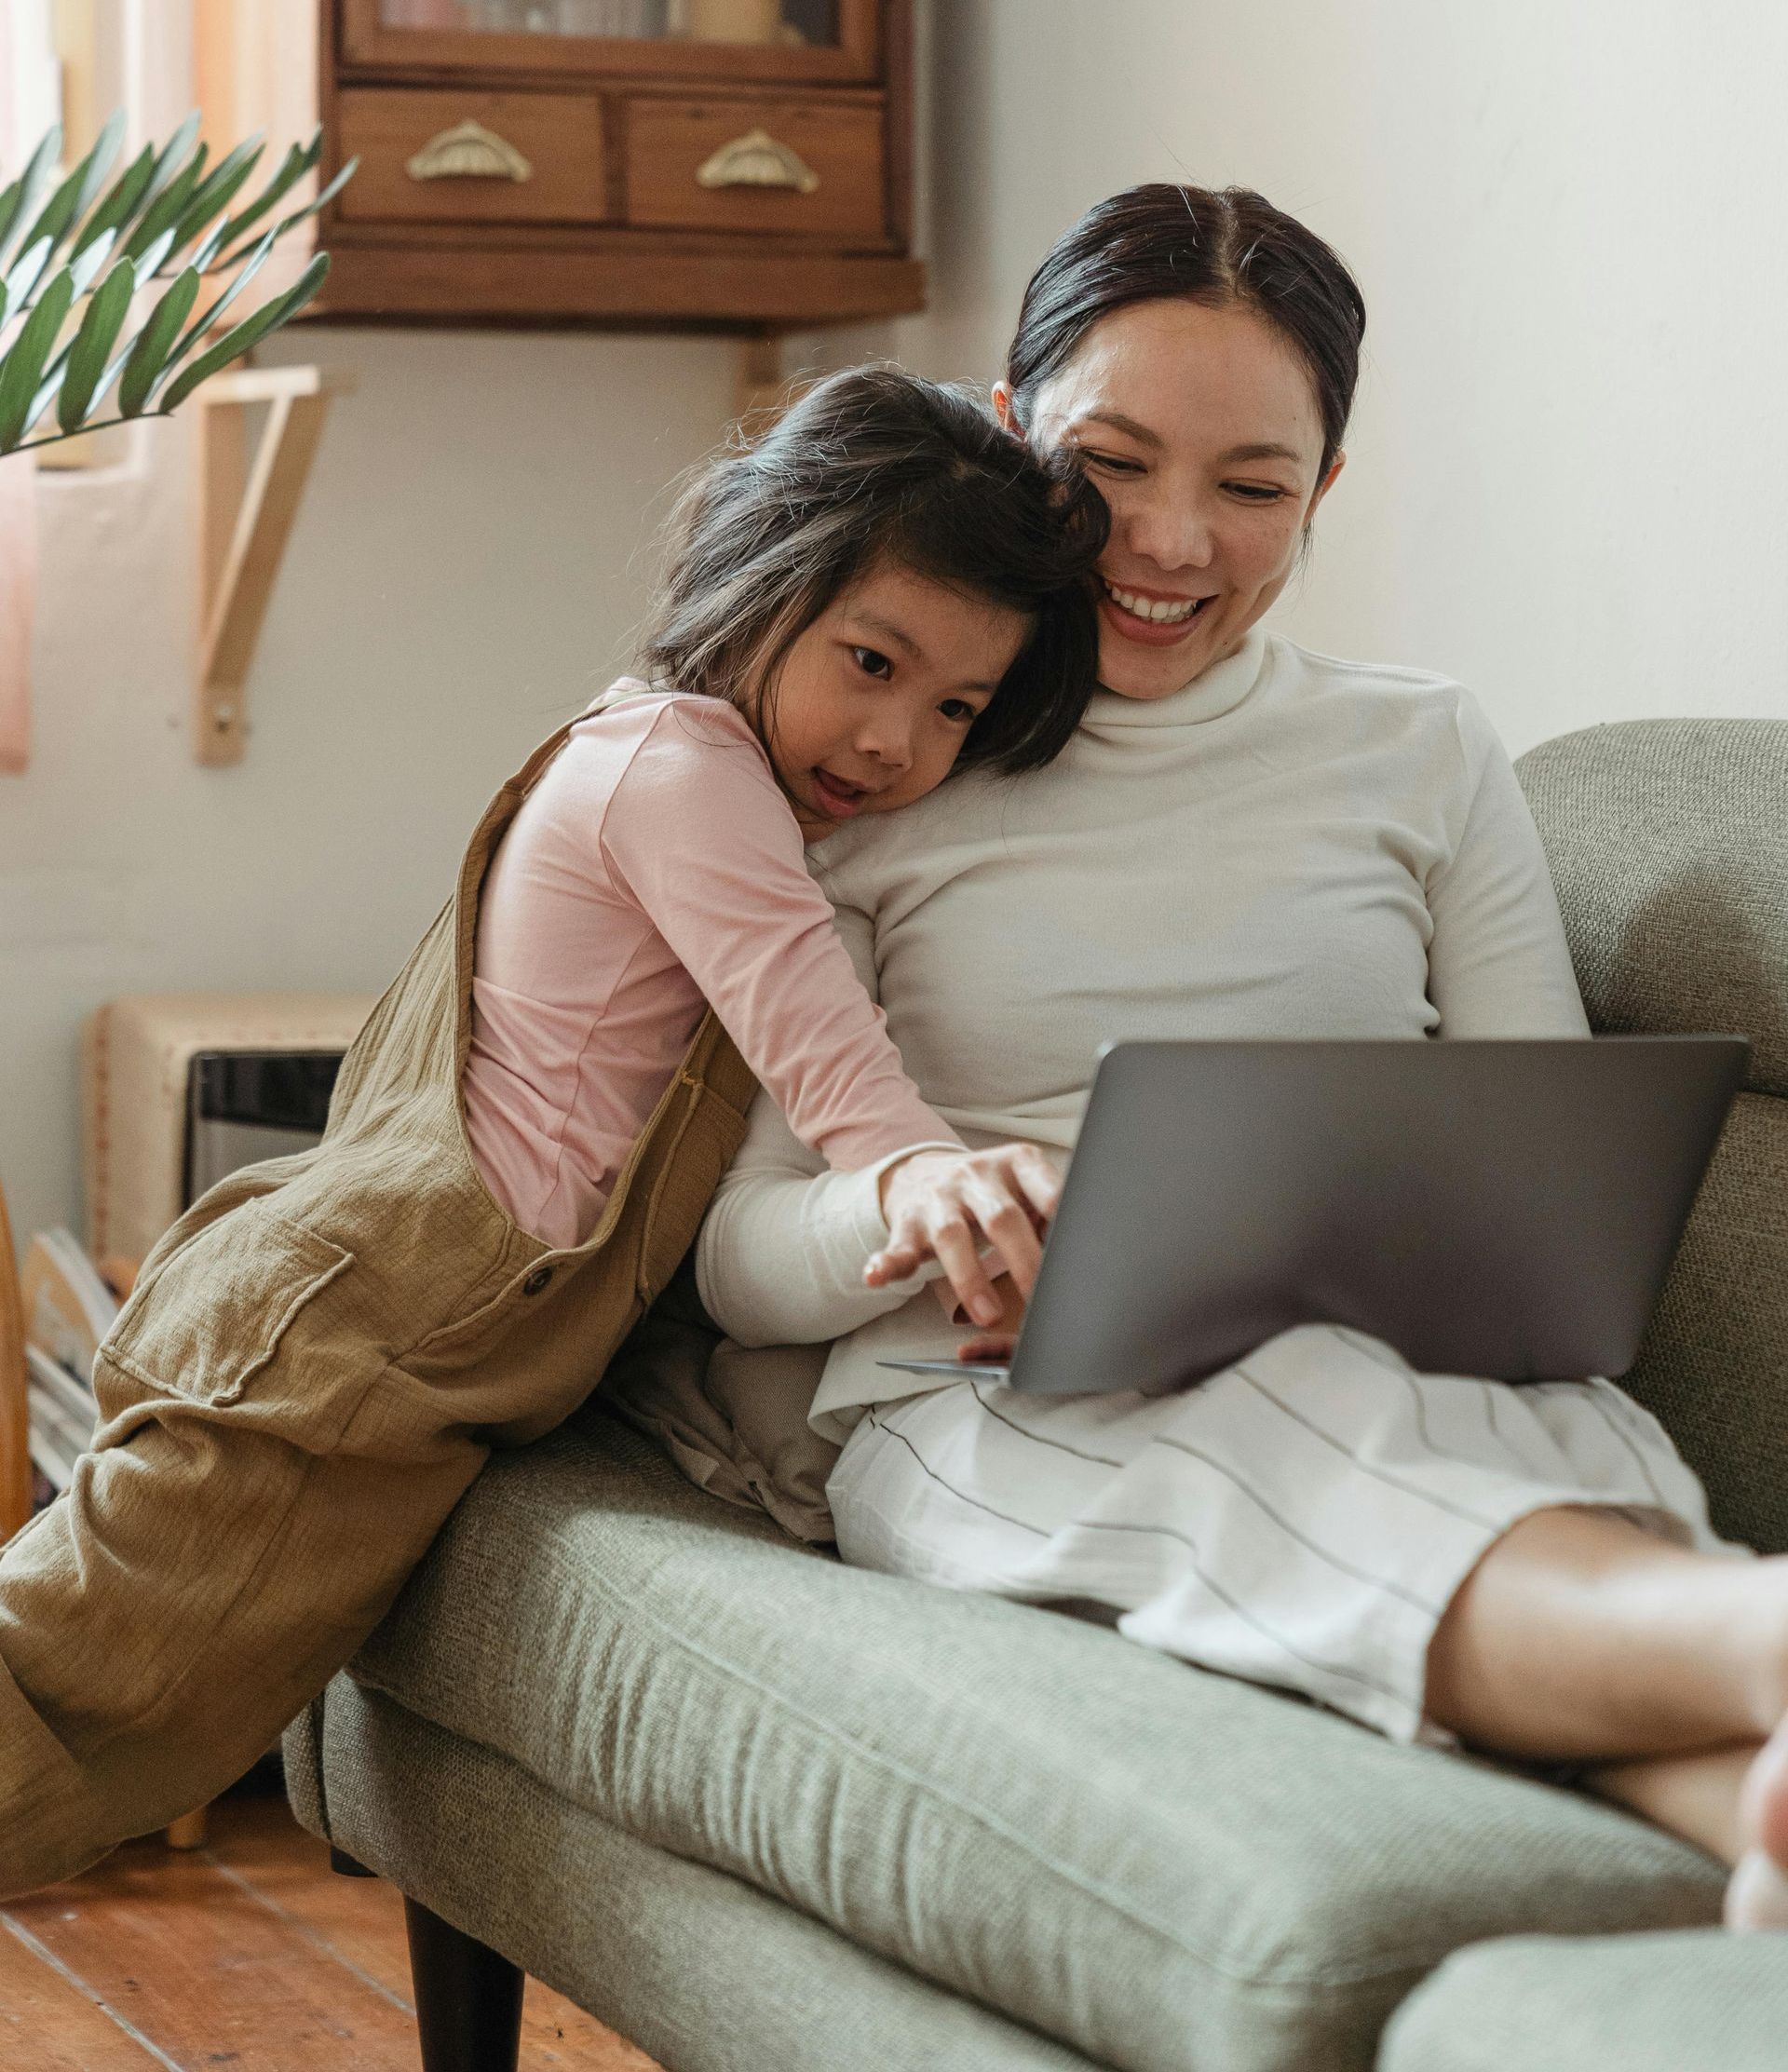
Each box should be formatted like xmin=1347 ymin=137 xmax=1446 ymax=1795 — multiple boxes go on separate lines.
xmin=102 ymin=1199 xmax=356 ymax=1407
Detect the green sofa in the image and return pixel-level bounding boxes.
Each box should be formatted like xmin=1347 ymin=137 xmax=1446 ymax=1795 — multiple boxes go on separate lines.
xmin=285 ymin=717 xmax=1788 ymax=2071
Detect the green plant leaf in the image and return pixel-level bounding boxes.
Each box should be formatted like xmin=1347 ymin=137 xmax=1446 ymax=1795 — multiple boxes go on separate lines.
xmin=138 ymin=113 xmax=203 ymax=217
xmin=66 ymin=225 xmax=116 ymax=299
xmin=129 ymin=226 xmax=178 ymax=282
xmin=0 ymin=264 xmax=75 ymax=449
xmin=167 ymin=134 xmax=264 ymax=257
xmin=58 ymin=256 xmax=136 ymax=432
xmin=118 ymin=265 xmax=200 ymax=415
xmin=120 ymin=143 xmax=208 ymax=265
xmin=62 ymin=108 xmax=126 ymax=234
xmin=162 ymin=230 xmax=275 ymax=371
xmin=209 ymin=130 xmax=319 ymax=256
xmin=0 ymin=125 xmax=61 ymax=266
xmin=4 ymin=234 xmax=55 ymax=310
xmin=71 ymin=141 xmax=154 ymax=258
xmin=159 ymin=251 xmax=330 ymax=413
xmin=15 ymin=110 xmax=121 ymax=265
xmin=214 ymin=157 xmax=357 ymax=269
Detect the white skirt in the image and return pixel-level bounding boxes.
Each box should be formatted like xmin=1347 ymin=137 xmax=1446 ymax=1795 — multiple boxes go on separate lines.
xmin=826 ymin=1322 xmax=1744 ymax=1745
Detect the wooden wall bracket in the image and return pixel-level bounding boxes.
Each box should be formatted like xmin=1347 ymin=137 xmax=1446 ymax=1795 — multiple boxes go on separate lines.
xmin=196 ymin=364 xmax=355 ymax=767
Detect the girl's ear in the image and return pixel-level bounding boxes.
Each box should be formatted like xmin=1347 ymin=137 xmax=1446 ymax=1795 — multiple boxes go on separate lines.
xmin=992 ymin=382 xmax=1023 ymax=439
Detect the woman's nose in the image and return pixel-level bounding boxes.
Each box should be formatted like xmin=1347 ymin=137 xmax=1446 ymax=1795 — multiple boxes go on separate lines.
xmin=1123 ymin=487 xmax=1218 ymax=572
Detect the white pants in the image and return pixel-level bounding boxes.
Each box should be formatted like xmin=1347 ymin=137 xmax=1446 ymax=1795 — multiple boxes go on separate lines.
xmin=826 ymin=1324 xmax=1743 ymax=1745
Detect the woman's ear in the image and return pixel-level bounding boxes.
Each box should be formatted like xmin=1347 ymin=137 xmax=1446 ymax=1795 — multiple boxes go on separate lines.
xmin=1307 ymin=449 xmax=1347 ymax=520
xmin=992 ymin=381 xmax=1023 ymax=439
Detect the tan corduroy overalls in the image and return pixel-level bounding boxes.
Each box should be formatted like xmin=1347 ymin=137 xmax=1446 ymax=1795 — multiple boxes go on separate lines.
xmin=0 ymin=714 xmax=755 ymax=1897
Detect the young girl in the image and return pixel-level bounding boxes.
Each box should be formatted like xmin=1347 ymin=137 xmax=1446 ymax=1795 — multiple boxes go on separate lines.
xmin=0 ymin=369 xmax=1106 ymax=1899
xmin=463 ymin=367 xmax=1103 ymax=1300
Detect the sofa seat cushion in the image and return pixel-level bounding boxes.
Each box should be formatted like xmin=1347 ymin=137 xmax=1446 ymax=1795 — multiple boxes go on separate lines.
xmin=1377 ymin=1928 xmax=1788 ymax=2071
xmin=345 ymin=1405 xmax=1724 ymax=2072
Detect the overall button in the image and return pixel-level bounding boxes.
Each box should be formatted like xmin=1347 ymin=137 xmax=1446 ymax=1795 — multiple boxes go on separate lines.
xmin=522 ymin=1267 xmax=553 ymax=1296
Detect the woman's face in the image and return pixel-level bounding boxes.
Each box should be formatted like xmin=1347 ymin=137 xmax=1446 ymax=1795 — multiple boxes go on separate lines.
xmin=998 ymin=297 xmax=1344 ymax=700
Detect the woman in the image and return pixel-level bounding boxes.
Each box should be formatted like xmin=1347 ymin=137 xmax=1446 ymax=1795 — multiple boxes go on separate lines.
xmin=695 ymin=183 xmax=1788 ymax=1930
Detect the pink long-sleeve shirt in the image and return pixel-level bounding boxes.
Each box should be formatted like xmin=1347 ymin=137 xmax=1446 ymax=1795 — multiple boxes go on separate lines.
xmin=462 ymin=686 xmax=958 ymax=1251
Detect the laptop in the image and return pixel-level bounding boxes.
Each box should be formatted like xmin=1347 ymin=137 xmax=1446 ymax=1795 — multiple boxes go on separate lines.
xmin=877 ymin=1036 xmax=1747 ymax=1397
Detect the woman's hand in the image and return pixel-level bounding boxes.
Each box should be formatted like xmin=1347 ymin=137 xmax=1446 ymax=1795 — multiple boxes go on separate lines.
xmin=865 ymin=1144 xmax=1062 ymax=1328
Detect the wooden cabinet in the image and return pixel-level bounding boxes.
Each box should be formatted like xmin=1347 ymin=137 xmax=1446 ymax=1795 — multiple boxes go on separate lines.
xmin=310 ymin=0 xmax=922 ymax=330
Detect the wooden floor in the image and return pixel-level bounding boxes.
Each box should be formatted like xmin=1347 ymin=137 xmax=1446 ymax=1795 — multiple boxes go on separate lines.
xmin=0 ymin=1785 xmax=660 ymax=2070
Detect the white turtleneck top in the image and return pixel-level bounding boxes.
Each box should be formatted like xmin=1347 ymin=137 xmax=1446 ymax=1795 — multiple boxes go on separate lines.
xmin=694 ymin=628 xmax=1590 ymax=1440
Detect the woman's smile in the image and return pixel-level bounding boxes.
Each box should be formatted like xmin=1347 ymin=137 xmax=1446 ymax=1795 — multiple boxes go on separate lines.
xmin=1099 ymin=576 xmax=1215 ymax=645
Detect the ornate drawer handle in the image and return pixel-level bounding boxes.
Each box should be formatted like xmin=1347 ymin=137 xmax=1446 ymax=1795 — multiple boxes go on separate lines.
xmin=407 ymin=120 xmax=534 ymax=183
xmin=696 ymin=129 xmax=820 ymax=196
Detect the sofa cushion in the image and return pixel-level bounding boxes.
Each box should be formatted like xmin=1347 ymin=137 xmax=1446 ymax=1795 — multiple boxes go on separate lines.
xmin=288 ymin=1682 xmax=1097 ymax=2072
xmin=1517 ymin=722 xmax=1788 ymax=1556
xmin=1375 ymin=1928 xmax=1788 ymax=2071
xmin=1516 ymin=718 xmax=1788 ymax=1097
xmin=343 ymin=1404 xmax=1722 ymax=2072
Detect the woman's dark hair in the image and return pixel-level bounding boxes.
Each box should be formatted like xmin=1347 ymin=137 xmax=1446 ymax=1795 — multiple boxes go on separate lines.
xmin=1006 ymin=184 xmax=1367 ymax=476
xmin=643 ymin=366 xmax=1109 ymax=777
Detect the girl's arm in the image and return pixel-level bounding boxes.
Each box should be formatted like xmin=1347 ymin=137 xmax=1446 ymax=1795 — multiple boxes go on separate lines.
xmin=603 ymin=705 xmax=964 ymax=1171
xmin=692 ymin=897 xmax=1061 ymax=1347
xmin=1427 ymin=692 xmax=1591 ymax=1037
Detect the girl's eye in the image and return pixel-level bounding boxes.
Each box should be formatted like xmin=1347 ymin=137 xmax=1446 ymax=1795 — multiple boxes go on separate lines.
xmin=1225 ymin=482 xmax=1292 ymax=503
xmin=939 ymin=698 xmax=978 ymax=724
xmin=852 ymin=645 xmax=893 ymax=679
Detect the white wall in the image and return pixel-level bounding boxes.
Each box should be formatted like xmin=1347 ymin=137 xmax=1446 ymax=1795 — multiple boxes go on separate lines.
xmin=852 ymin=0 xmax=1788 ymax=758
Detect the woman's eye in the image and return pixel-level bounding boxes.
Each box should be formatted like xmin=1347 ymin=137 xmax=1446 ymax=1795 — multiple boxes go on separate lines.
xmin=939 ymin=698 xmax=978 ymax=724
xmin=852 ymin=645 xmax=893 ymax=679
xmin=1084 ymin=450 xmax=1145 ymax=478
xmin=1225 ymin=482 xmax=1291 ymax=503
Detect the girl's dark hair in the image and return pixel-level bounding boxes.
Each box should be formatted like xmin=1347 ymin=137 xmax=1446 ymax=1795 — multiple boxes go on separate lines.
xmin=1006 ymin=184 xmax=1367 ymax=476
xmin=643 ymin=366 xmax=1109 ymax=777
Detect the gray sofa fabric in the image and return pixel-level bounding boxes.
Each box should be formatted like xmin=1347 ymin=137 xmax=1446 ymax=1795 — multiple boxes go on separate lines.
xmin=305 ymin=1407 xmax=1723 ymax=2072
xmin=1516 ymin=721 xmax=1788 ymax=1557
xmin=1516 ymin=718 xmax=1788 ymax=1096
xmin=1376 ymin=1928 xmax=1788 ymax=2071
xmin=288 ymin=1681 xmax=1095 ymax=2072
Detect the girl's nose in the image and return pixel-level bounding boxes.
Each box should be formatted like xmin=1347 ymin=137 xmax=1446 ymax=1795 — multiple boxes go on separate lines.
xmin=857 ymin=715 xmax=914 ymax=770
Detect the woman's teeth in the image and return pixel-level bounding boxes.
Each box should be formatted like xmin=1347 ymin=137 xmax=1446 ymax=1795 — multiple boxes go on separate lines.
xmin=1104 ymin=581 xmax=1206 ymax=625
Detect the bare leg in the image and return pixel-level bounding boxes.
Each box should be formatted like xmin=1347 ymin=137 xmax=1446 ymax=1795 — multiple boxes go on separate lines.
xmin=1424 ymin=1504 xmax=1788 ymax=1930
xmin=1586 ymin=1745 xmax=1755 ymax=1862
xmin=1424 ymin=1506 xmax=1788 ymax=1759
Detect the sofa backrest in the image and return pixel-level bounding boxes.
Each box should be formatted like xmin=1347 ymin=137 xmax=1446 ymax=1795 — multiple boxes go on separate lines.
xmin=1517 ymin=718 xmax=1788 ymax=1553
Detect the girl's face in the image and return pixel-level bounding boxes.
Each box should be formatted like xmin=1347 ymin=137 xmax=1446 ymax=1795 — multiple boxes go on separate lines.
xmin=761 ymin=559 xmax=1030 ymax=843
xmin=997 ymin=297 xmax=1344 ymax=701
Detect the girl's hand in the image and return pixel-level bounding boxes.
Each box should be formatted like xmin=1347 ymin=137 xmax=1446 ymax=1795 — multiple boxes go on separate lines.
xmin=865 ymin=1144 xmax=1061 ymax=1328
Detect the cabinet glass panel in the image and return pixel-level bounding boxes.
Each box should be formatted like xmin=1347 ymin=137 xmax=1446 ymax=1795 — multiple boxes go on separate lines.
xmin=376 ymin=1 xmax=840 ymax=46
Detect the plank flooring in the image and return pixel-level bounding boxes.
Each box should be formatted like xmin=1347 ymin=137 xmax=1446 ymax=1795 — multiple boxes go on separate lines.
xmin=0 ymin=1787 xmax=660 ymax=2070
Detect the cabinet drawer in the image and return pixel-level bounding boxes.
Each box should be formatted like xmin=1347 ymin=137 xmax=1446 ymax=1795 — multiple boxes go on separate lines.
xmin=336 ymin=88 xmax=609 ymax=226
xmin=625 ymin=96 xmax=886 ymax=241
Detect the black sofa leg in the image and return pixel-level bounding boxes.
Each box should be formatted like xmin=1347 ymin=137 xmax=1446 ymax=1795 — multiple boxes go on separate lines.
xmin=403 ymin=1893 xmax=524 ymax=2072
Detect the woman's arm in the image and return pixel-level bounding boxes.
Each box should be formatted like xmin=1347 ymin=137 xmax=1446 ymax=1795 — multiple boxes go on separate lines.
xmin=693 ymin=899 xmax=1062 ymax=1345
xmin=695 ymin=1085 xmax=933 ymax=1347
xmin=1427 ymin=694 xmax=1591 ymax=1037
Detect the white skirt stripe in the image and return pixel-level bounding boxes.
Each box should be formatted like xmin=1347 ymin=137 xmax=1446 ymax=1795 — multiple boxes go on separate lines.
xmin=829 ymin=1323 xmax=1744 ymax=1745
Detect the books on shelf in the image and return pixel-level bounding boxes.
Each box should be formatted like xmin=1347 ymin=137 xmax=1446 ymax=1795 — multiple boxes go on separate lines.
xmin=19 ymin=1226 xmax=118 ymax=1499
xmin=20 ymin=1226 xmax=117 ymax=1388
